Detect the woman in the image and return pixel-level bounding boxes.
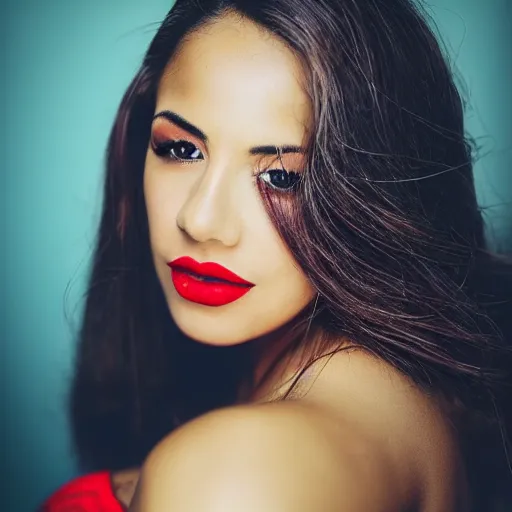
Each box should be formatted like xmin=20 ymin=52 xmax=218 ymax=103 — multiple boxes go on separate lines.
xmin=42 ymin=0 xmax=512 ymax=510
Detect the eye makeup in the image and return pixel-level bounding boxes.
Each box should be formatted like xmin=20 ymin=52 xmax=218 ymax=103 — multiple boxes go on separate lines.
xmin=149 ymin=110 xmax=305 ymax=191
xmin=153 ymin=110 xmax=208 ymax=143
xmin=254 ymin=151 xmax=304 ymax=192
xmin=152 ymin=109 xmax=306 ymax=159
xmin=261 ymin=151 xmax=305 ymax=171
xmin=150 ymin=116 xmax=206 ymax=155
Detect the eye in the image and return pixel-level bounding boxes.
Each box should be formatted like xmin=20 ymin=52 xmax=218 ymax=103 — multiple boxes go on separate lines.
xmin=152 ymin=139 xmax=204 ymax=162
xmin=258 ymin=169 xmax=301 ymax=191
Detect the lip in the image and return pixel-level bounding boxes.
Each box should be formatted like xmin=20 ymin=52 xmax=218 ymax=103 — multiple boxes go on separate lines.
xmin=167 ymin=256 xmax=255 ymax=307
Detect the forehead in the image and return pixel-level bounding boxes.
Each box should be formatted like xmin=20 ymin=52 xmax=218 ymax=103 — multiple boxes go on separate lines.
xmin=155 ymin=12 xmax=312 ymax=147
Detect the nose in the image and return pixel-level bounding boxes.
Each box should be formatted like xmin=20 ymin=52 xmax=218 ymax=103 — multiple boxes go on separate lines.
xmin=176 ymin=163 xmax=242 ymax=247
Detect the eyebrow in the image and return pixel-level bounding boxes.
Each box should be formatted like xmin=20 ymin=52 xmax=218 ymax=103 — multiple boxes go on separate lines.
xmin=154 ymin=110 xmax=208 ymax=143
xmin=153 ymin=110 xmax=305 ymax=155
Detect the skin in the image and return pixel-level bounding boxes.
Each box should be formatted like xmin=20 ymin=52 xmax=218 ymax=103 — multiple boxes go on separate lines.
xmin=144 ymin=10 xmax=316 ymax=347
xmin=117 ymin=11 xmax=470 ymax=512
xmin=126 ymin=350 xmax=470 ymax=511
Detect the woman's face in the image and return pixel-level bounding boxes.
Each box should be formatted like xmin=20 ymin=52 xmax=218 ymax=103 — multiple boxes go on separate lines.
xmin=144 ymin=12 xmax=316 ymax=345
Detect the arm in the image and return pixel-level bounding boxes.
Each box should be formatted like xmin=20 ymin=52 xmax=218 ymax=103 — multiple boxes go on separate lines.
xmin=129 ymin=401 xmax=407 ymax=512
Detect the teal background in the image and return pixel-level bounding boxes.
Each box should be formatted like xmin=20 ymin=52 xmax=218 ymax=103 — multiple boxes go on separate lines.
xmin=1 ymin=1 xmax=510 ymax=510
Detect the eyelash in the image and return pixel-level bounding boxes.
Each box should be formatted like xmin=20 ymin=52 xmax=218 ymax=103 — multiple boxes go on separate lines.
xmin=151 ymin=138 xmax=302 ymax=192
xmin=152 ymin=139 xmax=202 ymax=163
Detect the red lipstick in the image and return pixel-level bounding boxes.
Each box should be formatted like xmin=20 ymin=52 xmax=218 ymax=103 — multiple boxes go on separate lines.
xmin=167 ymin=256 xmax=254 ymax=307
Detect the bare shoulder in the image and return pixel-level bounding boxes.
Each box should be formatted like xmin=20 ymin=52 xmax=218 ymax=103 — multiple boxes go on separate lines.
xmin=129 ymin=349 xmax=470 ymax=511
xmin=300 ymin=347 xmax=470 ymax=511
xmin=130 ymin=400 xmax=409 ymax=512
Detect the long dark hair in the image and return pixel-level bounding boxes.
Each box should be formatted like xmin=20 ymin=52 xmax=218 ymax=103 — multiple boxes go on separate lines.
xmin=70 ymin=0 xmax=512 ymax=508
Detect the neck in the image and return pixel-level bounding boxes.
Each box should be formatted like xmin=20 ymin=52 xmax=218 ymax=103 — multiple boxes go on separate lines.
xmin=242 ymin=310 xmax=321 ymax=403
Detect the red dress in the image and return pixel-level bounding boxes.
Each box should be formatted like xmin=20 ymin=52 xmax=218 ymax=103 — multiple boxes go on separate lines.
xmin=40 ymin=471 xmax=125 ymax=512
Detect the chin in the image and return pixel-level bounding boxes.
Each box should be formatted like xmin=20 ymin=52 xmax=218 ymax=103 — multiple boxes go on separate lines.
xmin=179 ymin=325 xmax=250 ymax=346
xmin=167 ymin=300 xmax=284 ymax=347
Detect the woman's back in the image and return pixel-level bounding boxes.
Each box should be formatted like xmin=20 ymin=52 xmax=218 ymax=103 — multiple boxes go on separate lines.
xmin=126 ymin=348 xmax=469 ymax=511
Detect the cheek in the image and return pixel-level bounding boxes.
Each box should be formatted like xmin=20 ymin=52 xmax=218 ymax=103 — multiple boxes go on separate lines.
xmin=259 ymin=219 xmax=316 ymax=308
xmin=250 ymin=221 xmax=315 ymax=306
xmin=272 ymin=258 xmax=315 ymax=307
xmin=143 ymin=166 xmax=185 ymax=249
xmin=249 ymin=214 xmax=304 ymax=282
